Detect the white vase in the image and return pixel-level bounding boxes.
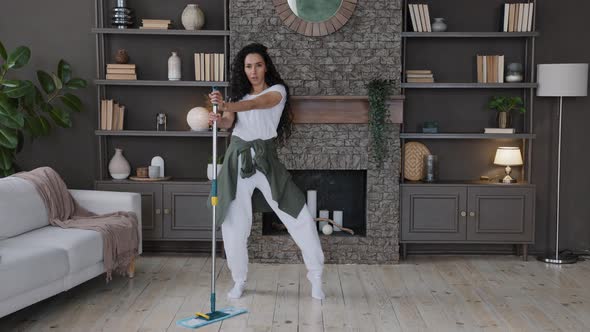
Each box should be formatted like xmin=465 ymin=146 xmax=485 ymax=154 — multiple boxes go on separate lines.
xmin=181 ymin=4 xmax=205 ymax=30
xmin=432 ymin=18 xmax=447 ymax=32
xmin=108 ymin=148 xmax=130 ymax=179
xmin=207 ymin=163 xmax=222 ymax=180
xmin=186 ymin=106 xmax=210 ymax=131
xmin=168 ymin=52 xmax=181 ymax=81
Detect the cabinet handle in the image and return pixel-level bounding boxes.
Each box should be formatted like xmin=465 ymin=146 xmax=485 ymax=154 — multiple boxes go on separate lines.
xmin=460 ymin=211 xmax=466 ymax=217
xmin=164 ymin=208 xmax=170 ymax=215
xmin=469 ymin=211 xmax=476 ymax=217
xmin=155 ymin=209 xmax=161 ymax=215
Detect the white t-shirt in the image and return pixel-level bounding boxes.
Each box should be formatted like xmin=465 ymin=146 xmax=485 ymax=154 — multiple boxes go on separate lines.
xmin=231 ymin=84 xmax=287 ymax=141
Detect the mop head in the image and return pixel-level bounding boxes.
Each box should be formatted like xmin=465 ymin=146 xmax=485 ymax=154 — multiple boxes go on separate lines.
xmin=176 ymin=307 xmax=247 ymax=329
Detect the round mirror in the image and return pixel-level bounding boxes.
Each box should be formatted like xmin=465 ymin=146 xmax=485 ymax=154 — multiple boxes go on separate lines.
xmin=288 ymin=0 xmax=342 ymax=23
xmin=274 ymin=0 xmax=357 ymax=37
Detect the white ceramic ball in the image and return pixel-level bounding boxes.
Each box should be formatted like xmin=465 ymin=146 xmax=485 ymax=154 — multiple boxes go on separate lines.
xmin=322 ymin=224 xmax=333 ymax=235
xmin=186 ymin=107 xmax=209 ymax=131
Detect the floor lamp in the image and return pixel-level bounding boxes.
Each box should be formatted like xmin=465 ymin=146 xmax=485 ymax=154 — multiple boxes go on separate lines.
xmin=536 ymin=63 xmax=589 ymax=264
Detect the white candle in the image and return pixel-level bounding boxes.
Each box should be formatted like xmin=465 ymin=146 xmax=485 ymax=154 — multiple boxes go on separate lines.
xmin=333 ymin=210 xmax=343 ymax=232
xmin=319 ymin=210 xmax=329 ymax=231
xmin=307 ymin=190 xmax=317 ymax=219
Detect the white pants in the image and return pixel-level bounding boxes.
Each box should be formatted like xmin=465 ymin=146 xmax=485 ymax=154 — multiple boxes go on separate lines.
xmin=221 ymin=159 xmax=324 ymax=283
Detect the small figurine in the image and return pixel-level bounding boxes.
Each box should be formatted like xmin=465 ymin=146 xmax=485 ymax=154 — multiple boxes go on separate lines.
xmin=156 ymin=113 xmax=167 ymax=131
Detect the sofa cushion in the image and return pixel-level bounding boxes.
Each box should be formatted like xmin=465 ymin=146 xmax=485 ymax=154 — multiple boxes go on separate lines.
xmin=0 ymin=177 xmax=48 ymax=239
xmin=1 ymin=226 xmax=103 ymax=274
xmin=0 ymin=245 xmax=68 ymax=301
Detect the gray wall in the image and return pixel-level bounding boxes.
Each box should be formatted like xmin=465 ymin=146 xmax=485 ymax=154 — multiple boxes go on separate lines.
xmin=1 ymin=0 xmax=589 ymax=252
xmin=1 ymin=0 xmax=97 ymax=189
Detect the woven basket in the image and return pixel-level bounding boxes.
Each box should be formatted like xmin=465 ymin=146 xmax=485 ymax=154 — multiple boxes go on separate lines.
xmin=404 ymin=142 xmax=431 ymax=181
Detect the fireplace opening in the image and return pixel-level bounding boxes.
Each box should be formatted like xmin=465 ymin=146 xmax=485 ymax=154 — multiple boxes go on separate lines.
xmin=262 ymin=170 xmax=367 ymax=236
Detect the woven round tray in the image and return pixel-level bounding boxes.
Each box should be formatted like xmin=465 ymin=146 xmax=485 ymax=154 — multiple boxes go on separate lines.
xmin=404 ymin=142 xmax=431 ymax=181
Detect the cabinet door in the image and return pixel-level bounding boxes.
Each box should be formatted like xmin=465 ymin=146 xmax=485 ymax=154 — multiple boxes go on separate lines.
xmin=95 ymin=182 xmax=163 ymax=240
xmin=466 ymin=186 xmax=535 ymax=243
xmin=401 ymin=186 xmax=467 ymax=242
xmin=163 ymin=184 xmax=220 ymax=240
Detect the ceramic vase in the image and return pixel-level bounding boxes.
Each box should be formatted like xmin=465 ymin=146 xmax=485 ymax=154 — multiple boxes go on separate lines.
xmin=431 ymin=18 xmax=447 ymax=32
xmin=108 ymin=148 xmax=130 ymax=179
xmin=151 ymin=156 xmax=165 ymax=177
xmin=168 ymin=52 xmax=181 ymax=81
xmin=181 ymin=4 xmax=205 ymax=30
xmin=207 ymin=164 xmax=222 ymax=180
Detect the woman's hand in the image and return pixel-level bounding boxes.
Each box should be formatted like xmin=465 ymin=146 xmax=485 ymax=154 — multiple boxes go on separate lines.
xmin=208 ymin=112 xmax=222 ymax=126
xmin=208 ymin=90 xmax=225 ymax=110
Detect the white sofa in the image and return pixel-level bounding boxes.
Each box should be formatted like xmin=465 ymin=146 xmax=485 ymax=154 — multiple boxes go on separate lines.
xmin=0 ymin=176 xmax=142 ymax=318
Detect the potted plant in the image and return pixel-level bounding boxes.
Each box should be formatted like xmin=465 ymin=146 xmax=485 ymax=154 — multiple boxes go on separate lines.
xmin=207 ymin=154 xmax=224 ymax=180
xmin=0 ymin=41 xmax=88 ymax=177
xmin=488 ymin=96 xmax=526 ymax=129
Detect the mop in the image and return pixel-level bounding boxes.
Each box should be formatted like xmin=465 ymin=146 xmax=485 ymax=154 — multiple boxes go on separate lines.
xmin=176 ymin=87 xmax=247 ymax=329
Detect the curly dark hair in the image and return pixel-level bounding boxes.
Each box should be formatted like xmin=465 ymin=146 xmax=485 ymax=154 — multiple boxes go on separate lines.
xmin=228 ymin=43 xmax=293 ymax=145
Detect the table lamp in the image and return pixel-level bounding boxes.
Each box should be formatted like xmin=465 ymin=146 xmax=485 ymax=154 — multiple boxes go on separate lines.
xmin=494 ymin=147 xmax=523 ymax=183
xmin=537 ymin=63 xmax=589 ymax=264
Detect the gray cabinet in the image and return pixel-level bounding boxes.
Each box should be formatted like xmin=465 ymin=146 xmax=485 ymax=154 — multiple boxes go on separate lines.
xmin=401 ymin=183 xmax=535 ymax=259
xmin=163 ymin=184 xmax=217 ymax=240
xmin=96 ymin=182 xmax=162 ymax=240
xmin=95 ymin=181 xmax=218 ymax=242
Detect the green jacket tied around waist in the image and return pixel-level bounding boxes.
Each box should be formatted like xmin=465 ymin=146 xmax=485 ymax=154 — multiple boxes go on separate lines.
xmin=209 ymin=135 xmax=306 ymax=227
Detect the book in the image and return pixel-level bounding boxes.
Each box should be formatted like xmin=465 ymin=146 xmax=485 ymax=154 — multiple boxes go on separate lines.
xmin=413 ymin=4 xmax=423 ymax=32
xmin=106 ymin=68 xmax=136 ymax=75
xmin=503 ymin=4 xmax=509 ymax=32
xmin=422 ymin=4 xmax=432 ymax=32
xmin=107 ymin=63 xmax=136 ymax=69
xmin=477 ymin=55 xmax=483 ymax=83
xmin=527 ymin=3 xmax=534 ymax=32
xmin=508 ymin=4 xmax=516 ymax=32
xmin=100 ymin=99 xmax=107 ymax=130
xmin=484 ymin=128 xmax=515 ymax=134
xmin=407 ymin=77 xmax=434 ymax=83
xmin=408 ymin=4 xmax=418 ymax=32
xmin=142 ymin=19 xmax=171 ymax=24
xmin=106 ymin=73 xmax=137 ymax=80
xmin=406 ymin=69 xmax=432 ymax=74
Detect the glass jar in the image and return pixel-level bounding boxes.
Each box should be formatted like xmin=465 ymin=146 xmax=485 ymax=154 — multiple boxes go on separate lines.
xmin=423 ymin=155 xmax=438 ymax=182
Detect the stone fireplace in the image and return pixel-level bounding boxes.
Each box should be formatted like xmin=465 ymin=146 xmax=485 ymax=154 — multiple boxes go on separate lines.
xmin=247 ymin=97 xmax=403 ymax=264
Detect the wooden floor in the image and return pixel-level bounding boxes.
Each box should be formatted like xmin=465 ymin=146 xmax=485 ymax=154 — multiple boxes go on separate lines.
xmin=2 ymin=255 xmax=590 ymax=331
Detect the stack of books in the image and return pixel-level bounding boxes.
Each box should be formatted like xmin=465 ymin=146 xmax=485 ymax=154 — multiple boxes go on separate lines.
xmin=194 ymin=53 xmax=225 ymax=82
xmin=140 ymin=19 xmax=171 ymax=29
xmin=502 ymin=3 xmax=534 ymax=32
xmin=476 ymin=55 xmax=504 ymax=83
xmin=484 ymin=128 xmax=515 ymax=134
xmin=106 ymin=64 xmax=137 ymax=80
xmin=99 ymin=99 xmax=125 ymax=130
xmin=408 ymin=3 xmax=432 ymax=32
xmin=406 ymin=70 xmax=434 ymax=83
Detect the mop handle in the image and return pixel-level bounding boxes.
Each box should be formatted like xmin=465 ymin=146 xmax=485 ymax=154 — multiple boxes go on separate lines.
xmin=210 ymin=86 xmax=219 ymax=313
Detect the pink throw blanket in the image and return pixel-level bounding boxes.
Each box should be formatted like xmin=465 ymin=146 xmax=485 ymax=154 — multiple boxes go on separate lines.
xmin=14 ymin=167 xmax=139 ymax=281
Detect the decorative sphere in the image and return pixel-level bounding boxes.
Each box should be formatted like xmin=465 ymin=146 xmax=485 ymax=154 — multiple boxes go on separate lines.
xmin=322 ymin=224 xmax=333 ymax=235
xmin=186 ymin=107 xmax=209 ymax=131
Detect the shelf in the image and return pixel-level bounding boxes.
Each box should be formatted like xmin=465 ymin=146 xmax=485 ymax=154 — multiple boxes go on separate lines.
xmin=95 ymin=130 xmax=231 ymax=137
xmin=401 ymin=83 xmax=537 ymax=89
xmin=400 ymin=133 xmax=536 ymax=139
xmin=94 ymin=80 xmax=229 ymax=87
xmin=402 ymin=32 xmax=539 ymax=38
xmin=95 ymin=178 xmax=211 ymax=185
xmin=92 ymin=28 xmax=231 ymax=36
xmin=401 ymin=181 xmax=534 ymax=187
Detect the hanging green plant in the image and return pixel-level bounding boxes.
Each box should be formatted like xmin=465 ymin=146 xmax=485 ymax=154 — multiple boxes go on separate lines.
xmin=367 ymin=79 xmax=394 ymax=166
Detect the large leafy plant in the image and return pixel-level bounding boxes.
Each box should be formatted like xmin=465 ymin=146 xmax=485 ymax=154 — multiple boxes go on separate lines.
xmin=0 ymin=41 xmax=87 ymax=177
xmin=367 ymin=79 xmax=394 ymax=166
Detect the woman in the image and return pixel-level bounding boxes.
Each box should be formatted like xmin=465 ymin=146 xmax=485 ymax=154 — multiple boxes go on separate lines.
xmin=208 ymin=43 xmax=325 ymax=300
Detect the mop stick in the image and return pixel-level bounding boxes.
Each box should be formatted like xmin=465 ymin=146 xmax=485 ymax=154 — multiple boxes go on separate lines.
xmin=176 ymin=87 xmax=246 ymax=329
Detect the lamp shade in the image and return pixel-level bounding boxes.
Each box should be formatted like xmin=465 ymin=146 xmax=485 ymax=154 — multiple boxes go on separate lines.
xmin=537 ymin=63 xmax=588 ymax=97
xmin=494 ymin=147 xmax=523 ymax=166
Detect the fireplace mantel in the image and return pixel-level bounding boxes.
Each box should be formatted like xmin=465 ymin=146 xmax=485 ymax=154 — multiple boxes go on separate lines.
xmin=290 ymin=95 xmax=404 ymax=124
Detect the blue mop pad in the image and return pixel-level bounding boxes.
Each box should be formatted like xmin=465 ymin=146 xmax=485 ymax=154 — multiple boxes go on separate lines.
xmin=176 ymin=306 xmax=247 ymax=329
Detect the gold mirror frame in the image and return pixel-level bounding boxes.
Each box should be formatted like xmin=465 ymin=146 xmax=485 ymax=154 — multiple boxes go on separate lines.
xmin=273 ymin=0 xmax=357 ymax=37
